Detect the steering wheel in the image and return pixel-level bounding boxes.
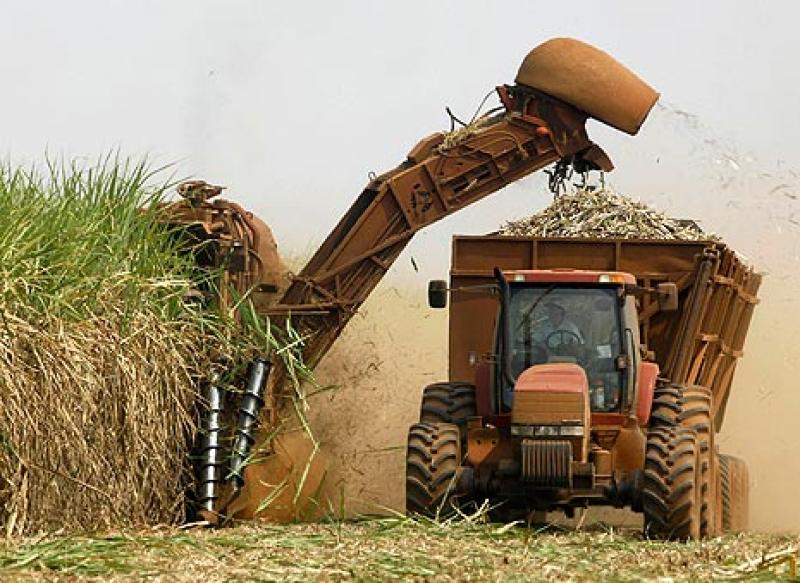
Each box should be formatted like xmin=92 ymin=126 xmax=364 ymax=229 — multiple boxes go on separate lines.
xmin=545 ymin=329 xmax=584 ymax=356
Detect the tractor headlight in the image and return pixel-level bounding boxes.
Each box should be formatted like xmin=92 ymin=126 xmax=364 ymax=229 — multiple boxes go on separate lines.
xmin=536 ymin=426 xmax=560 ymax=437
xmin=553 ymin=425 xmax=584 ymax=437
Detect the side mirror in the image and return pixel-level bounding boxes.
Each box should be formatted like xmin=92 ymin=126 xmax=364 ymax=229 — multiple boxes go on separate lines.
xmin=656 ymin=282 xmax=678 ymax=312
xmin=428 ymin=280 xmax=448 ymax=309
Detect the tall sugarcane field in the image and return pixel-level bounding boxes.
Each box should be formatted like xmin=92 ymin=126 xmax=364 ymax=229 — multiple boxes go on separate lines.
xmin=1 ymin=5 xmax=799 ymax=582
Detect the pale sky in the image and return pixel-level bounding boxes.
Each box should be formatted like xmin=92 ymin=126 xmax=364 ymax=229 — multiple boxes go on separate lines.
xmin=2 ymin=1 xmax=799 ymax=280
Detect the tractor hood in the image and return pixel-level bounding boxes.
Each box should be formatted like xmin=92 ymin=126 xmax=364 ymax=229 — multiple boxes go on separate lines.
xmin=516 ymin=37 xmax=659 ymax=136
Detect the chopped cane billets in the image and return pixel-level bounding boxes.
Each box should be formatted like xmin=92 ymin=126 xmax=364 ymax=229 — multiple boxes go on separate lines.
xmin=500 ymin=188 xmax=718 ymax=240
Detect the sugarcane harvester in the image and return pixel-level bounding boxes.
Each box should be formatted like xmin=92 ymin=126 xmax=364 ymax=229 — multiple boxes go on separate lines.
xmin=166 ymin=38 xmax=661 ymax=524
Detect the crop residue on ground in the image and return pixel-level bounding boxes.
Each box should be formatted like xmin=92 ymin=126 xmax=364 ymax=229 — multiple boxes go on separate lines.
xmin=0 ymin=519 xmax=797 ymax=582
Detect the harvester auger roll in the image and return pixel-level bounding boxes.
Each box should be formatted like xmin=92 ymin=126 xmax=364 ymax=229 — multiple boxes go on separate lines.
xmin=195 ymin=376 xmax=226 ymax=516
xmin=219 ymin=358 xmax=271 ymax=519
xmin=167 ymin=38 xmax=659 ymax=521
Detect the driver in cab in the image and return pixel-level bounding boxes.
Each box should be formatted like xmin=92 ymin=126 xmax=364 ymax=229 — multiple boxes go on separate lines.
xmin=533 ymin=302 xmax=584 ymax=346
xmin=506 ymin=300 xmax=587 ymax=408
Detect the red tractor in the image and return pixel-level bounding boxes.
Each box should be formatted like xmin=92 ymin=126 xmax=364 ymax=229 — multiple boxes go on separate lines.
xmin=407 ymin=236 xmax=759 ymax=539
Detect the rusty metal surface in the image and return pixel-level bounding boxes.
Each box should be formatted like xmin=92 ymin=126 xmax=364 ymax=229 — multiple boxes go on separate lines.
xmin=610 ymin=417 xmax=647 ymax=473
xmin=672 ymin=247 xmax=762 ymax=429
xmin=466 ymin=426 xmax=502 ymax=466
xmin=167 ymin=40 xmax=656 ymax=412
xmin=215 ymin=80 xmax=614 ymax=519
xmin=466 ymin=426 xmax=518 ymax=477
xmin=160 ymin=180 xmax=286 ymax=313
xmin=516 ymin=38 xmax=659 ymax=136
xmin=162 ymin=39 xmax=662 ymax=520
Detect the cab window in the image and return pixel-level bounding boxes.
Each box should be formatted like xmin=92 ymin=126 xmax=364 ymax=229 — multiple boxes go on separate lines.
xmin=501 ymin=284 xmax=624 ymax=412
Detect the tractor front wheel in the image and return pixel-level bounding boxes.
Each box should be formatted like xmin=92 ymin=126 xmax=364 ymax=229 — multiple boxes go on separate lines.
xmin=405 ymin=422 xmax=463 ymax=517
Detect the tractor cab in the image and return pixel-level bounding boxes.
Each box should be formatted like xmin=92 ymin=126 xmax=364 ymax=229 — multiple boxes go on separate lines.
xmin=495 ymin=269 xmax=639 ymax=416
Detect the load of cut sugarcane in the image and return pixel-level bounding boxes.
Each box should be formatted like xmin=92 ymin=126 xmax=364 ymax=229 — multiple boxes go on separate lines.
xmin=501 ymin=187 xmax=717 ymax=240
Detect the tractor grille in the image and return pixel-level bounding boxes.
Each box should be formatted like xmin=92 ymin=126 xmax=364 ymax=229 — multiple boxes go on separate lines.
xmin=520 ymin=439 xmax=573 ymax=488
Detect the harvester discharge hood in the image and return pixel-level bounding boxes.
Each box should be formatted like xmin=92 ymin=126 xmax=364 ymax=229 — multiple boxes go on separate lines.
xmin=516 ymin=37 xmax=659 ymax=135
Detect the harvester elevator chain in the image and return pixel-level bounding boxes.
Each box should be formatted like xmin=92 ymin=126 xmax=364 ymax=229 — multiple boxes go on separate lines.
xmin=648 ymin=384 xmax=716 ymax=536
xmin=419 ymin=382 xmax=477 ymax=439
xmin=642 ymin=426 xmax=703 ymax=540
xmin=405 ymin=422 xmax=463 ymax=517
xmin=718 ymin=454 xmax=750 ymax=533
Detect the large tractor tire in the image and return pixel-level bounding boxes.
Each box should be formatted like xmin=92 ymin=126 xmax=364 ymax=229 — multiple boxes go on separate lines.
xmin=642 ymin=426 xmax=703 ymax=540
xmin=649 ymin=384 xmax=717 ymax=536
xmin=719 ymin=454 xmax=750 ymax=533
xmin=405 ymin=422 xmax=463 ymax=517
xmin=419 ymin=382 xmax=476 ymax=438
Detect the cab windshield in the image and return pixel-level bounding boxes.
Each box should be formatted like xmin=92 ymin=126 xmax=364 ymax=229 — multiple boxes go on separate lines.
xmin=502 ymin=284 xmax=624 ymax=412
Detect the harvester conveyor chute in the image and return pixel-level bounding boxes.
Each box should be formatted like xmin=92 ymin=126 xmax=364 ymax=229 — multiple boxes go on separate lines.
xmin=264 ymin=38 xmax=658 ymax=419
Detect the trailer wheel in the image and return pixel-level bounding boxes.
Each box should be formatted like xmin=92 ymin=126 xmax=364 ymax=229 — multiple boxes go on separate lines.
xmin=642 ymin=426 xmax=703 ymax=540
xmin=419 ymin=382 xmax=476 ymax=438
xmin=649 ymin=384 xmax=717 ymax=536
xmin=719 ymin=454 xmax=749 ymax=533
xmin=405 ymin=422 xmax=463 ymax=517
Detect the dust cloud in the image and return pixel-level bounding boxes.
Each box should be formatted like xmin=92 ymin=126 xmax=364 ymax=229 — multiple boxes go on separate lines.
xmin=718 ymin=277 xmax=800 ymax=532
xmin=229 ymin=429 xmax=328 ymax=522
xmin=309 ymin=286 xmax=447 ymax=516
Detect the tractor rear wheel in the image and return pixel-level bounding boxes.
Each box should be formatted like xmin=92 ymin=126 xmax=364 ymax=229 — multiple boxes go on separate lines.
xmin=419 ymin=382 xmax=476 ymax=438
xmin=649 ymin=384 xmax=717 ymax=536
xmin=405 ymin=422 xmax=463 ymax=517
xmin=719 ymin=454 xmax=749 ymax=532
xmin=642 ymin=426 xmax=703 ymax=540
